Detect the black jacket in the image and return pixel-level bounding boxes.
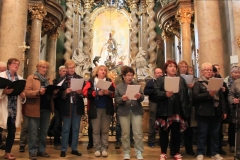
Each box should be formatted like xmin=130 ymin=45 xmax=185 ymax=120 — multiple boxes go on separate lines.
xmin=58 ymin=74 xmax=85 ymax=117
xmin=144 ymin=78 xmax=157 ymax=102
xmin=153 ymin=76 xmax=190 ymax=118
xmin=193 ymin=78 xmax=226 ymax=117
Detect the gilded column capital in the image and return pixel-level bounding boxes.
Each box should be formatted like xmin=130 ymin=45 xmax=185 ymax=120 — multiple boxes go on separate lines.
xmin=161 ymin=30 xmax=173 ymax=42
xmin=146 ymin=0 xmax=154 ymax=3
xmin=126 ymin=0 xmax=139 ymax=10
xmin=49 ymin=30 xmax=60 ymax=40
xmin=29 ymin=4 xmax=47 ymax=20
xmin=82 ymin=0 xmax=94 ymax=11
xmin=175 ymin=7 xmax=194 ymax=24
xmin=237 ymin=38 xmax=240 ymax=47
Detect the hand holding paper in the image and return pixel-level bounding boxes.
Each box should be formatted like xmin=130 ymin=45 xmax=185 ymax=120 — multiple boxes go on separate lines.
xmin=164 ymin=77 xmax=180 ymax=93
xmin=125 ymin=85 xmax=141 ymax=100
xmin=181 ymin=74 xmax=194 ymax=84
xmin=207 ymin=78 xmax=224 ymax=91
xmin=70 ymin=78 xmax=84 ymax=91
xmin=96 ymin=79 xmax=112 ymax=90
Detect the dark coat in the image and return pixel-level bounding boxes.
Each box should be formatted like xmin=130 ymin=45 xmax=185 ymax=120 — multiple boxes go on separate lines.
xmin=193 ymin=78 xmax=227 ymax=117
xmin=58 ymin=74 xmax=85 ymax=117
xmin=82 ymin=77 xmax=115 ymax=119
xmin=144 ymin=78 xmax=157 ymax=103
xmin=153 ymin=76 xmax=190 ymax=118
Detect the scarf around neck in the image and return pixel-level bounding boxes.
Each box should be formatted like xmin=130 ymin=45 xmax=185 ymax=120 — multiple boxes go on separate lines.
xmin=34 ymin=71 xmax=49 ymax=87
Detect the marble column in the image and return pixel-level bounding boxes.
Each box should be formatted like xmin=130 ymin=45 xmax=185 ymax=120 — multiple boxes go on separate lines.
xmin=195 ymin=0 xmax=225 ymax=75
xmin=28 ymin=4 xmax=47 ymax=75
xmin=232 ymin=1 xmax=240 ymax=65
xmin=162 ymin=30 xmax=173 ymax=62
xmin=47 ymin=31 xmax=59 ymax=80
xmin=0 ymin=0 xmax=28 ymax=75
xmin=176 ymin=7 xmax=193 ymax=66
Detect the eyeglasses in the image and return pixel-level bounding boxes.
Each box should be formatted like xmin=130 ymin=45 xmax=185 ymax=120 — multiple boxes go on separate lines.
xmin=40 ymin=66 xmax=48 ymax=69
xmin=125 ymin=74 xmax=134 ymax=77
xmin=11 ymin=62 xmax=20 ymax=66
xmin=203 ymin=69 xmax=212 ymax=72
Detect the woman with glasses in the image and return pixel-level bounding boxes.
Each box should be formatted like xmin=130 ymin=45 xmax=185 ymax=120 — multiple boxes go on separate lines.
xmin=0 ymin=58 xmax=26 ymax=160
xmin=193 ymin=62 xmax=227 ymax=160
xmin=114 ymin=66 xmax=144 ymax=160
xmin=23 ymin=60 xmax=54 ymax=160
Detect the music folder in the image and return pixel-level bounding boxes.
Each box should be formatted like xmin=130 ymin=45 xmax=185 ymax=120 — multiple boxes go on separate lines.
xmin=45 ymin=85 xmax=61 ymax=94
xmin=0 ymin=77 xmax=26 ymax=96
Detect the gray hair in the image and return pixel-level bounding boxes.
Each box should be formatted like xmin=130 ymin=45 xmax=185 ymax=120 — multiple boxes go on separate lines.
xmin=0 ymin=62 xmax=6 ymax=67
xmin=200 ymin=62 xmax=212 ymax=71
xmin=59 ymin=65 xmax=66 ymax=71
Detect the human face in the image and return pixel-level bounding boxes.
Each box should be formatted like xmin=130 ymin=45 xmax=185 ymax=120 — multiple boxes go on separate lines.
xmin=166 ymin=63 xmax=177 ymax=77
xmin=231 ymin=71 xmax=240 ymax=80
xmin=97 ymin=67 xmax=107 ymax=79
xmin=215 ymin=65 xmax=220 ymax=74
xmin=37 ymin=65 xmax=48 ymax=76
xmin=154 ymin=68 xmax=163 ymax=79
xmin=123 ymin=72 xmax=134 ymax=84
xmin=201 ymin=65 xmax=213 ymax=79
xmin=59 ymin=68 xmax=67 ymax=77
xmin=66 ymin=64 xmax=75 ymax=75
xmin=188 ymin=68 xmax=193 ymax=75
xmin=179 ymin=64 xmax=188 ymax=74
xmin=0 ymin=66 xmax=6 ymax=72
xmin=8 ymin=60 xmax=20 ymax=73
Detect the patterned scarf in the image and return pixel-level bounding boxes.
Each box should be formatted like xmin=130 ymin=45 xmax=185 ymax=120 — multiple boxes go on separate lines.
xmin=6 ymin=70 xmax=19 ymax=121
xmin=34 ymin=71 xmax=49 ymax=87
xmin=66 ymin=73 xmax=78 ymax=104
xmin=228 ymin=76 xmax=234 ymax=90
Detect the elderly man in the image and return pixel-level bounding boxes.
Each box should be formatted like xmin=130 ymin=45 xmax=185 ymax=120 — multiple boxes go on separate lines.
xmin=144 ymin=67 xmax=163 ymax=147
xmin=0 ymin=62 xmax=6 ymax=150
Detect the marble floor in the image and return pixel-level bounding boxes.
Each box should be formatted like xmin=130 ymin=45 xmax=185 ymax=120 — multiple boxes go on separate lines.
xmin=0 ymin=136 xmax=236 ymax=160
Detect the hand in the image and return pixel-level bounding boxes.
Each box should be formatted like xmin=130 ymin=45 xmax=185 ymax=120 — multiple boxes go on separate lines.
xmin=3 ymin=87 xmax=13 ymax=95
xmin=221 ymin=87 xmax=226 ymax=92
xmin=65 ymin=88 xmax=72 ymax=94
xmin=103 ymin=90 xmax=109 ymax=95
xmin=166 ymin=91 xmax=173 ymax=97
xmin=122 ymin=95 xmax=128 ymax=101
xmin=39 ymin=88 xmax=46 ymax=95
xmin=98 ymin=90 xmax=104 ymax=96
xmin=187 ymin=84 xmax=194 ymax=88
xmin=134 ymin=93 xmax=141 ymax=99
xmin=20 ymin=92 xmax=25 ymax=99
xmin=223 ymin=114 xmax=227 ymax=120
xmin=53 ymin=89 xmax=59 ymax=95
xmin=76 ymin=89 xmax=82 ymax=94
xmin=209 ymin=90 xmax=217 ymax=97
xmin=233 ymin=98 xmax=240 ymax=104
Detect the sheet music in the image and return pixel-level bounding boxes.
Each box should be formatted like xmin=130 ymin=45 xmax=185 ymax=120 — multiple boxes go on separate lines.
xmin=164 ymin=77 xmax=180 ymax=93
xmin=181 ymin=74 xmax=194 ymax=84
xmin=70 ymin=78 xmax=84 ymax=91
xmin=125 ymin=85 xmax=141 ymax=100
xmin=57 ymin=77 xmax=66 ymax=86
xmin=207 ymin=78 xmax=224 ymax=91
xmin=95 ymin=79 xmax=112 ymax=90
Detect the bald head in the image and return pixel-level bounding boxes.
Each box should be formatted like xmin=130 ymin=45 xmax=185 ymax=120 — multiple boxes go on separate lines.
xmin=0 ymin=62 xmax=6 ymax=72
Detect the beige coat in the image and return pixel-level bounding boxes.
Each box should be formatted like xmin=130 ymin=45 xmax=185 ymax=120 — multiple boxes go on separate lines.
xmin=0 ymin=71 xmax=25 ymax=129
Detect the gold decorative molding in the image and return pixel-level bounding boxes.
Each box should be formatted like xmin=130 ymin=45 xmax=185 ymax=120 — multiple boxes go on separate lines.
xmin=161 ymin=30 xmax=173 ymax=42
xmin=164 ymin=20 xmax=180 ymax=39
xmin=48 ymin=30 xmax=60 ymax=40
xmin=126 ymin=0 xmax=139 ymax=10
xmin=237 ymin=38 xmax=240 ymax=47
xmin=82 ymin=0 xmax=94 ymax=11
xmin=175 ymin=7 xmax=194 ymax=24
xmin=29 ymin=4 xmax=47 ymax=20
xmin=42 ymin=17 xmax=57 ymax=35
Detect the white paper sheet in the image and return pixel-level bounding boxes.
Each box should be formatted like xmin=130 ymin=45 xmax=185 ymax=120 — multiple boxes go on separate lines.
xmin=57 ymin=77 xmax=66 ymax=86
xmin=70 ymin=78 xmax=84 ymax=91
xmin=95 ymin=79 xmax=112 ymax=90
xmin=207 ymin=78 xmax=224 ymax=91
xmin=181 ymin=74 xmax=194 ymax=84
xmin=164 ymin=77 xmax=180 ymax=93
xmin=125 ymin=85 xmax=141 ymax=100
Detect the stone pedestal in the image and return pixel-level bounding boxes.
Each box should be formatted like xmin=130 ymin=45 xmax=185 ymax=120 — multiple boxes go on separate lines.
xmin=28 ymin=4 xmax=47 ymax=75
xmin=0 ymin=0 xmax=28 ymax=75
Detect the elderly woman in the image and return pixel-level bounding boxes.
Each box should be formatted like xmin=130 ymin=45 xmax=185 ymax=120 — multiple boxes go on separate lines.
xmin=154 ymin=60 xmax=189 ymax=160
xmin=58 ymin=60 xmax=84 ymax=157
xmin=0 ymin=58 xmax=26 ymax=160
xmin=228 ymin=66 xmax=240 ymax=157
xmin=114 ymin=66 xmax=144 ymax=160
xmin=23 ymin=60 xmax=53 ymax=160
xmin=193 ymin=62 xmax=227 ymax=160
xmin=83 ymin=65 xmax=115 ymax=157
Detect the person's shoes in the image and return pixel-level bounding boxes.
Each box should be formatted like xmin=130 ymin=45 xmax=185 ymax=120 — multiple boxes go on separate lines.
xmin=0 ymin=143 xmax=6 ymax=150
xmin=29 ymin=153 xmax=37 ymax=160
xmin=230 ymin=146 xmax=235 ymax=153
xmin=60 ymin=151 xmax=66 ymax=157
xmin=211 ymin=154 xmax=223 ymax=160
xmin=130 ymin=141 xmax=134 ymax=148
xmin=71 ymin=150 xmax=82 ymax=156
xmin=123 ymin=153 xmax=130 ymax=160
xmin=219 ymin=149 xmax=226 ymax=155
xmin=174 ymin=153 xmax=182 ymax=160
xmin=159 ymin=153 xmax=167 ymax=160
xmin=94 ymin=150 xmax=101 ymax=157
xmin=196 ymin=155 xmax=204 ymax=160
xmin=54 ymin=145 xmax=61 ymax=150
xmin=115 ymin=141 xmax=121 ymax=149
xmin=136 ymin=151 xmax=143 ymax=160
xmin=4 ymin=153 xmax=16 ymax=160
xmin=37 ymin=151 xmax=50 ymax=157
xmin=148 ymin=142 xmax=155 ymax=148
xmin=102 ymin=150 xmax=108 ymax=157
xmin=186 ymin=150 xmax=195 ymax=155
xmin=19 ymin=146 xmax=25 ymax=152
xmin=87 ymin=143 xmax=93 ymax=150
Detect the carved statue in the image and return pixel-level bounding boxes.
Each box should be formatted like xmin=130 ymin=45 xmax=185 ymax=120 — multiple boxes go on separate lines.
xmin=72 ymin=47 xmax=90 ymax=76
xmin=106 ymin=31 xmax=118 ymax=61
